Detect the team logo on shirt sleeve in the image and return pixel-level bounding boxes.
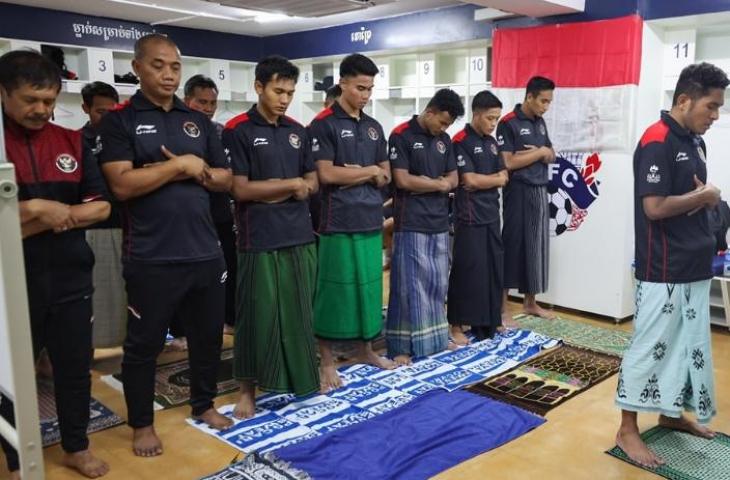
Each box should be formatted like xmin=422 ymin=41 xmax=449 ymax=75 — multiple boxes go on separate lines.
xmin=55 ymin=153 xmax=78 ymax=173
xmin=646 ymin=164 xmax=661 ymax=184
xmin=539 ymin=123 xmax=547 ymax=136
xmin=456 ymin=154 xmax=465 ymax=167
xmin=436 ymin=140 xmax=447 ymax=154
xmin=312 ymin=137 xmax=320 ymax=152
xmin=368 ymin=127 xmax=379 ymax=141
xmin=183 ymin=121 xmax=201 ymax=138
xmin=497 ymin=135 xmax=505 ymax=146
xmin=389 ymin=146 xmax=398 ymax=160
xmin=289 ymin=133 xmax=301 ymax=149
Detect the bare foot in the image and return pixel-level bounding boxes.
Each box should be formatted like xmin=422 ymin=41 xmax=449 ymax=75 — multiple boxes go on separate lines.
xmin=223 ymin=324 xmax=235 ymax=335
xmin=524 ymin=304 xmax=556 ymax=320
xmin=359 ymin=350 xmax=396 ymax=370
xmin=132 ymin=426 xmax=163 ymax=457
xmin=319 ymin=364 xmax=343 ymax=393
xmin=616 ymin=427 xmax=664 ymax=468
xmin=233 ymin=387 xmax=256 ymax=420
xmin=501 ymin=311 xmax=519 ymax=329
xmin=659 ymin=415 xmax=716 ymax=439
xmin=62 ymin=450 xmax=109 ymax=478
xmin=194 ymin=407 xmax=233 ymax=430
xmin=393 ymin=354 xmax=412 ymax=366
xmin=450 ymin=326 xmax=470 ymax=346
xmin=447 ymin=341 xmax=459 ymax=351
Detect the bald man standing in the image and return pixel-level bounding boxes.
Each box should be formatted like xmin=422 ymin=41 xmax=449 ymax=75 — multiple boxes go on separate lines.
xmin=97 ymin=34 xmax=233 ymax=457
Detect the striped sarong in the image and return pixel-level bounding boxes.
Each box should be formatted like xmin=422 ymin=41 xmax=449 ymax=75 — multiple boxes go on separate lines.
xmin=86 ymin=228 xmax=127 ymax=348
xmin=234 ymin=243 xmax=319 ymax=397
xmin=313 ymin=232 xmax=383 ymax=341
xmin=616 ymin=280 xmax=716 ymax=423
xmin=503 ymin=181 xmax=549 ymax=294
xmin=385 ymin=231 xmax=449 ymax=358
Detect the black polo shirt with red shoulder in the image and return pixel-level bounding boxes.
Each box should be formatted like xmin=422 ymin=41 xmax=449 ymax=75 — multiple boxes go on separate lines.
xmin=496 ymin=104 xmax=552 ymax=185
xmin=453 ymin=123 xmax=505 ymax=226
xmin=308 ymin=101 xmax=387 ymax=234
xmin=634 ymin=111 xmax=714 ymax=283
xmin=4 ymin=116 xmax=107 ymax=305
xmin=97 ymin=90 xmax=227 ymax=264
xmin=388 ymin=115 xmax=457 ymax=233
xmin=222 ymin=106 xmax=315 ymax=252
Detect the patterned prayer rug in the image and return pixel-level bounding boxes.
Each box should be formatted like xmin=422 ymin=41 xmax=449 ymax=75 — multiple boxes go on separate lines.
xmin=513 ymin=314 xmax=632 ymax=357
xmin=200 ymin=453 xmax=311 ymax=480
xmin=467 ymin=344 xmax=621 ymax=416
xmin=37 ymin=379 xmax=124 ymax=447
xmin=106 ymin=348 xmax=238 ymax=409
xmin=607 ymin=426 xmax=730 ymax=480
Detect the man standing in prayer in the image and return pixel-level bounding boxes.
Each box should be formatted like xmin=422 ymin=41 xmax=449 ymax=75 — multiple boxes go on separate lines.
xmin=615 ymin=62 xmax=726 ymax=468
xmin=223 ymin=55 xmax=320 ymax=418
xmin=498 ymin=76 xmax=557 ymax=324
xmin=310 ymin=53 xmax=394 ymax=391
xmin=385 ymin=89 xmax=462 ymax=364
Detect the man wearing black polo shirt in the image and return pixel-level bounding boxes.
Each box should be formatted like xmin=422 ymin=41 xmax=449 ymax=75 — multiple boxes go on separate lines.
xmin=222 ymin=55 xmax=319 ymax=419
xmin=310 ymin=53 xmax=393 ymax=391
xmin=97 ymin=34 xmax=233 ymax=457
xmin=80 ymin=81 xmax=128 ymax=351
xmin=1 ymin=49 xmax=110 ymax=478
xmin=615 ymin=63 xmax=725 ymax=468
xmin=448 ymin=90 xmax=509 ymax=344
xmin=497 ymin=76 xmax=556 ymax=322
xmin=385 ymin=89 xmax=462 ymax=365
xmin=182 ymin=74 xmax=237 ymax=341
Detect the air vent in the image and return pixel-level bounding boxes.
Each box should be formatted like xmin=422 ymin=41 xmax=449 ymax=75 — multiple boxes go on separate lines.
xmin=211 ymin=0 xmax=397 ymax=18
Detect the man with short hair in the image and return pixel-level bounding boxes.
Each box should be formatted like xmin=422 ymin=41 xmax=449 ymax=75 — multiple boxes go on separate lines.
xmin=0 ymin=49 xmax=111 ymax=479
xmin=324 ymin=84 xmax=341 ymax=109
xmin=497 ymin=75 xmax=557 ymax=323
xmin=97 ymin=34 xmax=233 ymax=457
xmin=310 ymin=53 xmax=394 ymax=391
xmin=385 ymin=89 xmax=462 ymax=364
xmin=80 ymin=81 xmax=127 ymax=350
xmin=615 ymin=62 xmax=726 ymax=468
xmin=223 ymin=55 xmax=319 ymax=418
xmin=448 ymin=90 xmax=509 ymax=344
xmin=183 ymin=74 xmax=237 ymax=338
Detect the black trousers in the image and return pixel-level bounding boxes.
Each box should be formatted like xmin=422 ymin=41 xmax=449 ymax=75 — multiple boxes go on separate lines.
xmin=1 ymin=297 xmax=92 ymax=472
xmin=169 ymin=221 xmax=236 ymax=338
xmin=122 ymin=257 xmax=225 ymax=428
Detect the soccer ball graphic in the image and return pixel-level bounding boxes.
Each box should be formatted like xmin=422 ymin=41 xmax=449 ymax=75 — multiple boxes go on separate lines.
xmin=547 ymin=184 xmax=573 ymax=236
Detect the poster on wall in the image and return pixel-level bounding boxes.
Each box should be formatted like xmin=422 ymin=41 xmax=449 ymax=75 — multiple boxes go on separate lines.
xmin=547 ymin=152 xmax=603 ymax=236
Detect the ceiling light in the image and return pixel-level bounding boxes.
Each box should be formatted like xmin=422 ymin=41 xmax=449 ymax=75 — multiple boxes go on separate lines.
xmin=253 ymin=12 xmax=291 ymax=23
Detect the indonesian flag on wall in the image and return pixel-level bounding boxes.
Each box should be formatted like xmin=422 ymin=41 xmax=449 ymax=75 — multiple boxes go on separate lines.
xmin=492 ymin=15 xmax=643 ymax=236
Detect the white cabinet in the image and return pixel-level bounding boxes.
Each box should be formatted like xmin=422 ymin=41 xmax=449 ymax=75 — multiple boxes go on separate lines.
xmin=710 ymin=277 xmax=730 ymax=331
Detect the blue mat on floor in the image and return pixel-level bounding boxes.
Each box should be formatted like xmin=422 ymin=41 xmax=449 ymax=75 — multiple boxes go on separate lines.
xmin=273 ymin=389 xmax=545 ymax=480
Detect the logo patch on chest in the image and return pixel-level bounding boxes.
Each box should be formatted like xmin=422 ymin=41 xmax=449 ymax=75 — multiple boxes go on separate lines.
xmin=473 ymin=146 xmax=483 ymax=154
xmin=55 ymin=153 xmax=78 ymax=173
xmin=539 ymin=123 xmax=546 ymax=136
xmin=490 ymin=143 xmax=499 ymax=156
xmin=520 ymin=128 xmax=531 ymax=136
xmin=135 ymin=124 xmax=157 ymax=135
xmin=697 ymin=146 xmax=706 ymax=163
xmin=340 ymin=129 xmax=354 ymax=138
xmin=254 ymin=137 xmax=269 ymax=147
xmin=367 ymin=127 xmax=379 ymax=141
xmin=436 ymin=141 xmax=446 ymax=155
xmin=183 ymin=121 xmax=200 ymax=138
xmin=675 ymin=151 xmax=689 ymax=162
xmin=289 ymin=133 xmax=301 ymax=149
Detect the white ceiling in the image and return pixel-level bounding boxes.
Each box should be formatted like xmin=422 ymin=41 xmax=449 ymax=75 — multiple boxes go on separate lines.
xmin=3 ymin=0 xmax=465 ymax=36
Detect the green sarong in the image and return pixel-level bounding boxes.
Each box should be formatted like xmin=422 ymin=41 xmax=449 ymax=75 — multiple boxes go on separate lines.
xmin=233 ymin=243 xmax=319 ymax=397
xmin=314 ymin=232 xmax=383 ymax=341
